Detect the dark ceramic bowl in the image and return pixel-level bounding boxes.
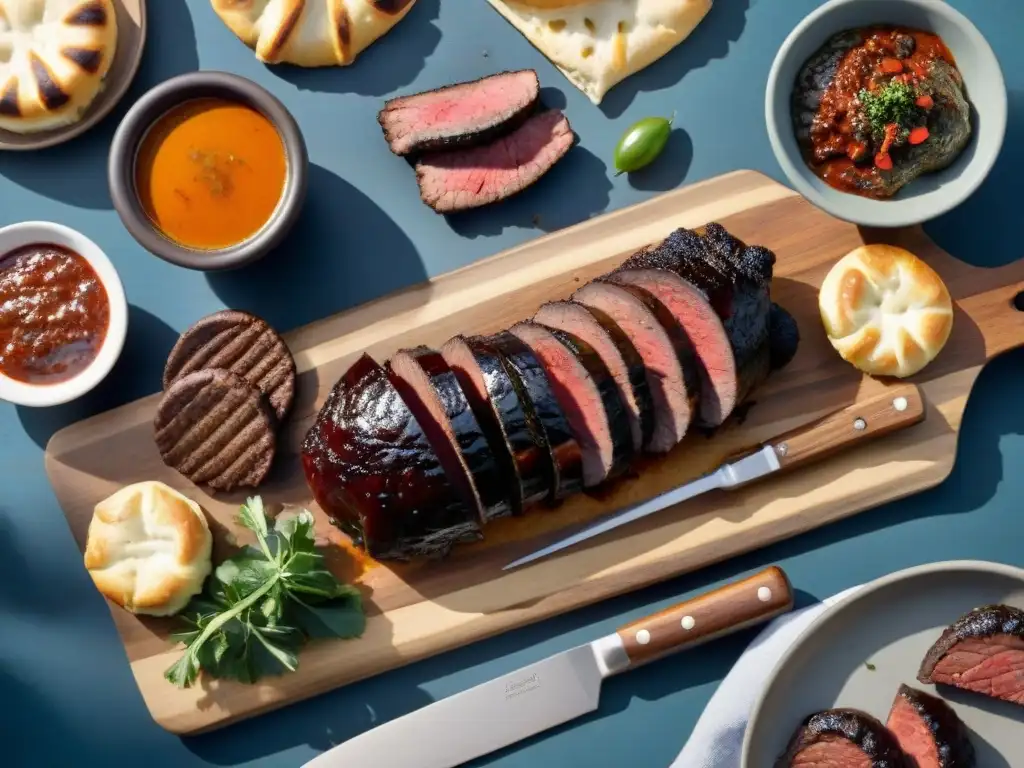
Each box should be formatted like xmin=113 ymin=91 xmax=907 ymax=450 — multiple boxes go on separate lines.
xmin=108 ymin=71 xmax=308 ymax=271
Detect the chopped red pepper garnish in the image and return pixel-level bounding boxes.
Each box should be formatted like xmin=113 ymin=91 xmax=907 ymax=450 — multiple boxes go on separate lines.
xmin=908 ymin=126 xmax=930 ymax=145
xmin=880 ymin=123 xmax=899 ymax=155
xmin=847 ymin=141 xmax=867 ymax=161
xmin=875 ymin=152 xmax=893 ymax=171
xmin=916 ymin=94 xmax=934 ymax=109
xmin=880 ymin=58 xmax=904 ymax=74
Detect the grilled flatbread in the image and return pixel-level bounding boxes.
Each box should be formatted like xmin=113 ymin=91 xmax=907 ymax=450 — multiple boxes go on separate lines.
xmin=486 ymin=0 xmax=713 ymax=104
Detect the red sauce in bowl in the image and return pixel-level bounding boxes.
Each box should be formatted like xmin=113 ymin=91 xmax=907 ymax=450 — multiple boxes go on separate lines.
xmin=0 ymin=243 xmax=110 ymax=385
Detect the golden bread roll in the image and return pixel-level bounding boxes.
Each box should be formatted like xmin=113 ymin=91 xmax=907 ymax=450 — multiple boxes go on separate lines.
xmin=0 ymin=0 xmax=119 ymax=134
xmin=84 ymin=482 xmax=213 ymax=617
xmin=211 ymin=0 xmax=418 ymax=67
xmin=486 ymin=0 xmax=712 ymax=104
xmin=819 ymin=244 xmax=953 ymax=378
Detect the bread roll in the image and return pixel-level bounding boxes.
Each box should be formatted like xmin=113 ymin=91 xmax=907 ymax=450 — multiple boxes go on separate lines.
xmin=84 ymin=482 xmax=213 ymax=617
xmin=819 ymin=244 xmax=953 ymax=378
xmin=211 ymin=0 xmax=418 ymax=67
xmin=485 ymin=0 xmax=713 ymax=104
xmin=0 ymin=0 xmax=119 ymax=134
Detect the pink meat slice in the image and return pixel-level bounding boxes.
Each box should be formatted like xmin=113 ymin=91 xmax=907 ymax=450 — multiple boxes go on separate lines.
xmin=886 ymin=696 xmax=940 ymax=768
xmin=608 ymin=267 xmax=738 ymax=427
xmin=925 ymin=634 xmax=1024 ymax=704
xmin=508 ymin=321 xmax=612 ymax=488
xmin=415 ymin=109 xmax=574 ymax=213
xmin=789 ymin=736 xmax=874 ymax=768
xmin=573 ymin=280 xmax=691 ymax=452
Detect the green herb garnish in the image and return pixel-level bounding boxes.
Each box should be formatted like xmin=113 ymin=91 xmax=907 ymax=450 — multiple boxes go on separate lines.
xmin=859 ymin=80 xmax=917 ymax=136
xmin=165 ymin=497 xmax=366 ymax=688
xmin=865 ymin=662 xmax=877 ymax=671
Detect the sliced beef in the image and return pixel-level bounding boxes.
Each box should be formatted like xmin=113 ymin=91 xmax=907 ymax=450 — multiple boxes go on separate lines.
xmin=573 ymin=279 xmax=697 ymax=453
xmin=379 ymin=70 xmax=540 ymax=157
xmin=618 ymin=223 xmax=779 ymax=426
xmin=770 ymin=302 xmax=801 ymax=371
xmin=509 ymin=322 xmax=631 ymax=487
xmin=775 ymin=709 xmax=912 ymax=768
xmin=441 ymin=335 xmax=551 ymax=512
xmin=533 ymin=300 xmax=654 ymax=452
xmin=886 ymin=684 xmax=975 ymax=768
xmin=415 ymin=109 xmax=574 ymax=213
xmin=389 ymin=347 xmax=512 ymax=523
xmin=487 ymin=330 xmax=583 ymax=501
xmin=301 ymin=354 xmax=482 ymax=560
xmin=918 ymin=604 xmax=1024 ymax=705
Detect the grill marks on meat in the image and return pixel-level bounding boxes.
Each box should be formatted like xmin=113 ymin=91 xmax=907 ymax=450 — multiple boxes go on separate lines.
xmin=918 ymin=604 xmax=1024 ymax=705
xmin=533 ymin=300 xmax=654 ymax=452
xmin=886 ymin=685 xmax=975 ymax=768
xmin=441 ymin=335 xmax=551 ymax=513
xmin=301 ymin=355 xmax=482 ymax=560
xmin=379 ymin=70 xmax=541 ymax=157
xmin=776 ymin=709 xmax=912 ymax=768
xmin=416 ymin=109 xmax=574 ymax=213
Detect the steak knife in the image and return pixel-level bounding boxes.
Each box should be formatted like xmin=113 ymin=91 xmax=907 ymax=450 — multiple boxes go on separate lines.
xmin=302 ymin=566 xmax=794 ymax=768
xmin=505 ymin=383 xmax=925 ymax=570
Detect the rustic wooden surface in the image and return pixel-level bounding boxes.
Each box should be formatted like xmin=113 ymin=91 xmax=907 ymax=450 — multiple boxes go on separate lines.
xmin=44 ymin=170 xmax=1024 ymax=734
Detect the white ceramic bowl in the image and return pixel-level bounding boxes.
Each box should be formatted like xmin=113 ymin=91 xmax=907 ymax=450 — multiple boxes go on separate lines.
xmin=0 ymin=222 xmax=128 ymax=407
xmin=766 ymin=0 xmax=1007 ymax=227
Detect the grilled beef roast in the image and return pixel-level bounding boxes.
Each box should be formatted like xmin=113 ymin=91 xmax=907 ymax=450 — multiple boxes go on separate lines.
xmin=776 ymin=709 xmax=912 ymax=768
xmin=533 ymin=300 xmax=654 ymax=452
xmin=618 ymin=224 xmax=775 ymax=426
xmin=379 ymin=70 xmax=540 ymax=157
xmin=918 ymin=604 xmax=1024 ymax=705
xmin=441 ymin=335 xmax=551 ymax=513
xmin=416 ymin=109 xmax=574 ymax=213
xmin=301 ymin=354 xmax=482 ymax=559
xmin=487 ymin=330 xmax=584 ymax=501
xmin=886 ymin=685 xmax=975 ymax=768
xmin=390 ymin=347 xmax=512 ymax=523
xmin=509 ymin=322 xmax=632 ymax=487
xmin=573 ymin=280 xmax=697 ymax=453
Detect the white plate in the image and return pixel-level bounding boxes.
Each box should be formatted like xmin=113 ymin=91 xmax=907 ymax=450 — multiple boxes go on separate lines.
xmin=742 ymin=560 xmax=1024 ymax=766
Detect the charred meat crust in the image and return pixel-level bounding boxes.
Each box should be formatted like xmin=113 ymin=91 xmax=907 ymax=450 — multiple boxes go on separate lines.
xmin=919 ymin=604 xmax=1024 ymax=681
xmin=888 ymin=684 xmax=976 ymax=768
xmin=301 ymin=354 xmax=482 ymax=560
xmin=775 ymin=708 xmax=912 ymax=768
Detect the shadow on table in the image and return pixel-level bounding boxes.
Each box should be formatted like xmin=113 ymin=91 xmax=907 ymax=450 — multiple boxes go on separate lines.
xmin=16 ymin=305 xmax=179 ymax=450
xmin=0 ymin=0 xmax=200 ymax=209
xmin=625 ymin=128 xmax=695 ymax=192
xmin=598 ymin=0 xmax=752 ymax=119
xmin=266 ymin=0 xmax=441 ymax=97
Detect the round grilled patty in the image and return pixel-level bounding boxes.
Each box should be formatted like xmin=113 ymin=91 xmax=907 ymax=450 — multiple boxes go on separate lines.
xmin=163 ymin=310 xmax=296 ymax=421
xmin=154 ymin=369 xmax=277 ymax=491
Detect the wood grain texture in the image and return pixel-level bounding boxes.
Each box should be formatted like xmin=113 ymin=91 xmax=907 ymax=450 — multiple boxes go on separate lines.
xmin=44 ymin=170 xmax=1024 ymax=734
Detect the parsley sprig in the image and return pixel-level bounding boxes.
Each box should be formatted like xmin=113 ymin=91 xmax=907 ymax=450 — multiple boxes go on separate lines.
xmin=858 ymin=80 xmax=918 ymax=137
xmin=165 ymin=497 xmax=365 ymax=688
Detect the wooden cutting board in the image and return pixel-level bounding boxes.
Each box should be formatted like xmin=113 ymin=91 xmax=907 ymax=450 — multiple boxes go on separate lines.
xmin=45 ymin=170 xmax=1024 ymax=734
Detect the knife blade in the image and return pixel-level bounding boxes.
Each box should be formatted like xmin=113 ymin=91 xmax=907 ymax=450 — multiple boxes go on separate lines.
xmin=302 ymin=567 xmax=795 ymax=768
xmin=504 ymin=383 xmax=925 ymax=570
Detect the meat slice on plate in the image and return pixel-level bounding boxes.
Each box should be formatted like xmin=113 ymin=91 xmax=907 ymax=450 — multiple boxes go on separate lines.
xmin=415 ymin=109 xmax=574 ymax=213
xmin=389 ymin=347 xmax=513 ymax=523
xmin=573 ymin=279 xmax=698 ymax=453
xmin=441 ymin=334 xmax=551 ymax=513
xmin=509 ymin=322 xmax=632 ymax=488
xmin=378 ymin=69 xmax=540 ymax=156
xmin=775 ymin=709 xmax=912 ymax=768
xmin=487 ymin=330 xmax=583 ymax=502
xmin=301 ymin=354 xmax=482 ymax=560
xmin=886 ymin=684 xmax=975 ymax=768
xmin=918 ymin=604 xmax=1024 ymax=705
xmin=534 ymin=300 xmax=654 ymax=453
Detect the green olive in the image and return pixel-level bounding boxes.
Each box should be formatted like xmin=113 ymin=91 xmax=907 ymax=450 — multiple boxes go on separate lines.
xmin=613 ymin=112 xmax=675 ymax=175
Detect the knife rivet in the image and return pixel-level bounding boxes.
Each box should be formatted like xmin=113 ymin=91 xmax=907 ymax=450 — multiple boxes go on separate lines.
xmin=758 ymin=587 xmax=773 ymax=603
xmin=635 ymin=629 xmax=651 ymax=645
xmin=776 ymin=443 xmax=788 ymax=457
xmin=893 ymin=396 xmax=908 ymax=412
xmin=853 ymin=418 xmax=867 ymax=431
xmin=681 ymin=616 xmax=695 ymax=631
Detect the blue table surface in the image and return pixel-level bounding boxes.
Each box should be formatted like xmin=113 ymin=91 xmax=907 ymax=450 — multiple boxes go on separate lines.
xmin=3 ymin=1 xmax=1022 ymax=765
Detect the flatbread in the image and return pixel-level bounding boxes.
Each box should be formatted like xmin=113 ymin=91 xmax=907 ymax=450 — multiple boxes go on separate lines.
xmin=486 ymin=0 xmax=713 ymax=104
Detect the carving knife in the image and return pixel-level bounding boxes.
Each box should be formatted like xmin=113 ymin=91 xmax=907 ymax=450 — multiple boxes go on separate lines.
xmin=504 ymin=383 xmax=925 ymax=570
xmin=302 ymin=566 xmax=794 ymax=768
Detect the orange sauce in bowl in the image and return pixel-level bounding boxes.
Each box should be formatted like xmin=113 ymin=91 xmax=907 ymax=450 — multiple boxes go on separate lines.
xmin=134 ymin=98 xmax=287 ymax=251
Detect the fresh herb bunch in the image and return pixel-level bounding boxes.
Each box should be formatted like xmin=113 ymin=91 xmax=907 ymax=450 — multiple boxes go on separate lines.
xmin=165 ymin=497 xmax=366 ymax=688
xmin=859 ymin=80 xmax=918 ymax=136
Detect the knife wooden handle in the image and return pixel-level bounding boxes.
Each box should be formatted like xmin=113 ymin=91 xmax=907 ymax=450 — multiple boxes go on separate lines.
xmin=616 ymin=566 xmax=794 ymax=666
xmin=768 ymin=383 xmax=925 ymax=472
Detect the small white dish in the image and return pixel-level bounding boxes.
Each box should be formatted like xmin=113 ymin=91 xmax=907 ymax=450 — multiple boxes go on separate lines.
xmin=0 ymin=222 xmax=128 ymax=407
